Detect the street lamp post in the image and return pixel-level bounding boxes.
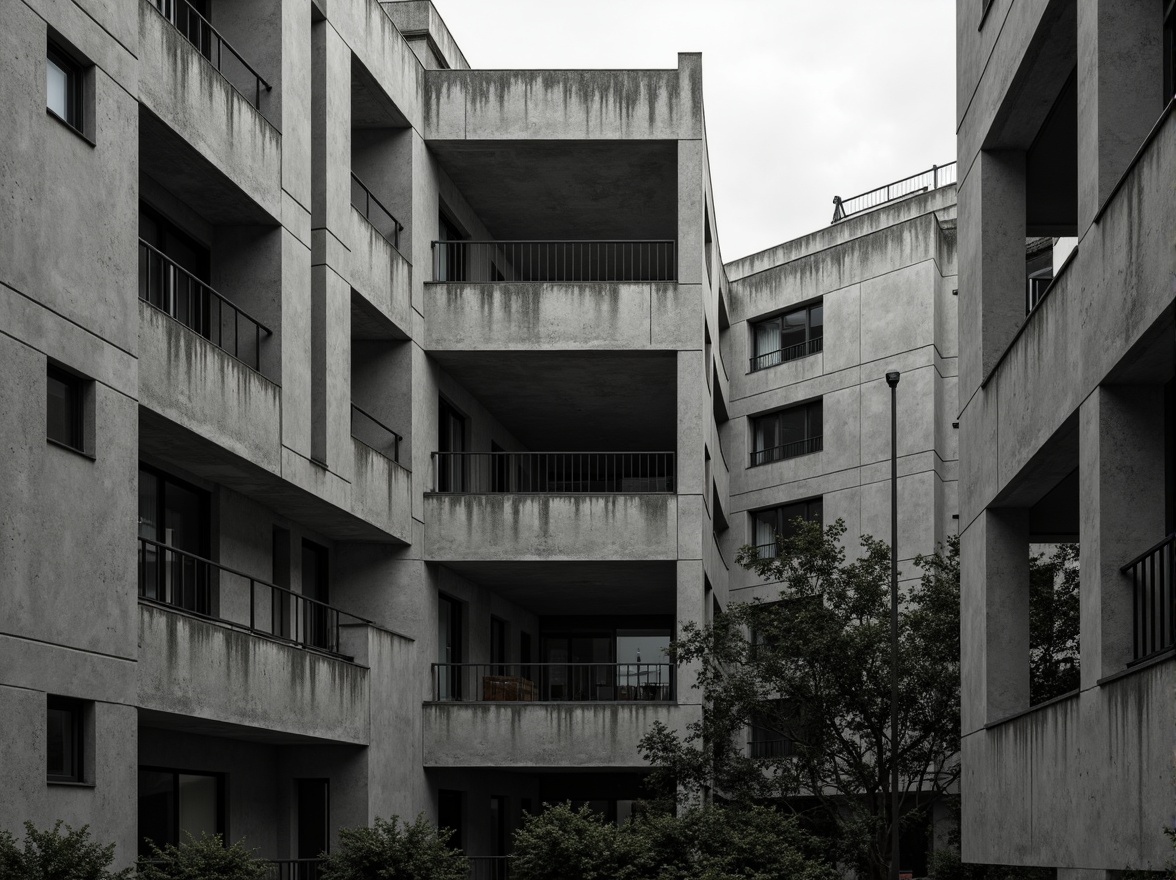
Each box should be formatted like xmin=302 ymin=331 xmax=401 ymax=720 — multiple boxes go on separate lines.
xmin=885 ymin=370 xmax=901 ymax=880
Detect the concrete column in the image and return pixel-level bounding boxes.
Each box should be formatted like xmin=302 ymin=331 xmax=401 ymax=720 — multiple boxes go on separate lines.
xmin=957 ymin=150 xmax=1025 ymax=398
xmin=1077 ymin=0 xmax=1165 ymax=228
xmin=961 ymin=507 xmax=1030 ymax=732
xmin=1078 ymin=385 xmax=1167 ymax=685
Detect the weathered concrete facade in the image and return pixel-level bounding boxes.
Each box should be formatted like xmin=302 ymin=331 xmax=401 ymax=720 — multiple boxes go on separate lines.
xmin=957 ymin=0 xmax=1176 ymax=872
xmin=2 ymin=0 xmax=968 ymax=868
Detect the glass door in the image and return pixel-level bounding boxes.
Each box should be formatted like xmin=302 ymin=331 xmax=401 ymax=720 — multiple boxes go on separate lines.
xmin=138 ymin=465 xmax=210 ymax=614
xmin=438 ymin=595 xmax=462 ymax=700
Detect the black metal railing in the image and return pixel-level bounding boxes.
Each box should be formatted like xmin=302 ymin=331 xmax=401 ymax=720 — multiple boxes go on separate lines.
xmin=351 ymin=403 xmax=402 ymax=463
xmin=832 ymin=161 xmax=957 ymax=223
xmin=1122 ymin=533 xmax=1176 ymax=662
xmin=144 ymin=0 xmax=271 ymax=111
xmin=137 ymin=536 xmax=368 ymax=658
xmin=430 ymin=451 xmax=676 ymax=494
xmin=748 ymin=738 xmax=794 ymax=759
xmin=431 ymin=240 xmax=677 ymax=283
xmin=432 ymin=662 xmax=674 ymax=703
xmin=749 ymin=336 xmax=824 ymax=372
xmin=468 ymin=856 xmax=511 ymax=880
xmin=267 ymin=860 xmax=324 ymax=880
xmin=351 ymin=172 xmax=403 ymax=250
xmin=139 ymin=240 xmax=273 ymax=372
xmin=749 ymin=436 xmax=823 ymax=467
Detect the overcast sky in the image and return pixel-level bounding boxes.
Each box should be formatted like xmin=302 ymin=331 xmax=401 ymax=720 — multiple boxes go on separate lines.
xmin=430 ymin=0 xmax=956 ymax=262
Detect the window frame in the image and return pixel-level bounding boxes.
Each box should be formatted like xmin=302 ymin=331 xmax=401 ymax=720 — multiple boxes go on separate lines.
xmin=749 ymin=399 xmax=823 ymax=467
xmin=46 ymin=363 xmax=87 ymax=454
xmin=46 ymin=696 xmax=86 ymax=784
xmin=137 ymin=766 xmax=227 ymax=856
xmin=46 ymin=42 xmax=83 ymax=132
xmin=748 ymin=300 xmax=824 ymax=372
xmin=751 ymin=497 xmax=823 ymax=559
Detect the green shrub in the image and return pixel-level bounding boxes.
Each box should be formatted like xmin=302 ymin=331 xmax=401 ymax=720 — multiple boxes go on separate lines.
xmin=137 ymin=833 xmax=270 ymax=880
xmin=0 ymin=821 xmax=132 ymax=880
xmin=510 ymin=803 xmax=641 ymax=880
xmin=317 ymin=815 xmax=467 ymax=880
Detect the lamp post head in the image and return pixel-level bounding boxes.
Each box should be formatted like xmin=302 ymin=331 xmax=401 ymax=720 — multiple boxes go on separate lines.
xmin=885 ymin=371 xmax=901 ymax=388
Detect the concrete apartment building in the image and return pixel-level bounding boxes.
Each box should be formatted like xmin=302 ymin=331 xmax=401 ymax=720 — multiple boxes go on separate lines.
xmin=0 ymin=0 xmax=965 ymax=870
xmin=957 ymin=0 xmax=1176 ymax=874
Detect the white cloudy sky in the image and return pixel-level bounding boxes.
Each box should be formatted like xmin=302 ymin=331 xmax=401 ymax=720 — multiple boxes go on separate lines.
xmin=431 ymin=0 xmax=957 ymax=262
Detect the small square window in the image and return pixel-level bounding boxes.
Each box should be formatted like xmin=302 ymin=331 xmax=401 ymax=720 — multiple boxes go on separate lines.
xmin=46 ymin=43 xmax=83 ymax=132
xmin=46 ymin=697 xmax=85 ymax=783
xmin=47 ymin=365 xmax=84 ymax=452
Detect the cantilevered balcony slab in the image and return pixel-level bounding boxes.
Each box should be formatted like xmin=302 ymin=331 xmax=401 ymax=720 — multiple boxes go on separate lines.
xmin=422 ymin=702 xmax=695 ymax=769
xmin=350 ymin=208 xmax=412 ymax=336
xmin=424 ymin=494 xmax=677 ymax=562
xmin=138 ymin=2 xmax=280 ymax=222
xmin=137 ymin=604 xmax=369 ymax=744
xmin=139 ymin=300 xmax=281 ymax=473
xmin=352 ymin=439 xmax=413 ymax=541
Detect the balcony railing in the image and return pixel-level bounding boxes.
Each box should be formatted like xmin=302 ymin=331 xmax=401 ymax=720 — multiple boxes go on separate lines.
xmin=469 ymin=856 xmax=511 ymax=880
xmin=267 ymin=860 xmax=323 ymax=880
xmin=831 ymin=161 xmax=957 ymax=223
xmin=1122 ymin=533 xmax=1175 ymax=662
xmin=139 ymin=240 xmax=273 ymax=372
xmin=749 ymin=336 xmax=824 ymax=372
xmin=351 ymin=172 xmax=403 ymax=251
xmin=432 ymin=662 xmax=674 ymax=703
xmin=431 ymin=240 xmax=677 ymax=283
xmin=430 ymin=451 xmax=676 ymax=494
xmin=748 ymin=738 xmax=794 ymax=759
xmin=749 ymin=435 xmax=823 ymax=467
xmin=144 ymin=0 xmax=272 ymax=111
xmin=351 ymin=403 xmax=402 ymax=464
xmin=137 ymin=536 xmax=369 ymax=659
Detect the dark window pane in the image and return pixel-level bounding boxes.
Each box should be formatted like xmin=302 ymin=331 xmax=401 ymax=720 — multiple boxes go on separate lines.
xmin=754 ymin=318 xmax=781 ymax=359
xmin=138 ymin=770 xmax=177 ymax=855
xmin=777 ymin=407 xmax=807 ymax=448
xmin=809 ymin=400 xmax=823 ymax=437
xmin=46 ymin=367 xmax=81 ymax=450
xmin=46 ymin=698 xmax=81 ymax=782
xmin=780 ymin=308 xmax=806 ymax=351
xmin=808 ymin=304 xmax=824 ymax=338
xmin=178 ymin=774 xmax=219 ymax=840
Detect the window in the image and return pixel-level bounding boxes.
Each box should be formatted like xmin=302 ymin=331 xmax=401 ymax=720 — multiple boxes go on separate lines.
xmin=46 ymin=365 xmax=85 ymax=452
xmin=46 ymin=697 xmax=85 ymax=783
xmin=138 ymin=767 xmax=224 ymax=857
xmin=1025 ymin=238 xmax=1054 ymax=313
xmin=139 ymin=203 xmax=212 ymax=337
xmin=749 ymin=699 xmax=804 ymax=759
xmin=752 ymin=498 xmax=822 ymax=558
xmin=749 ymin=301 xmax=823 ymax=371
xmin=1165 ymin=0 xmax=1175 ymax=102
xmin=138 ymin=464 xmax=211 ymax=614
xmin=750 ymin=399 xmax=822 ymax=466
xmin=46 ymin=43 xmax=83 ymax=132
xmin=437 ymin=399 xmax=467 ymax=492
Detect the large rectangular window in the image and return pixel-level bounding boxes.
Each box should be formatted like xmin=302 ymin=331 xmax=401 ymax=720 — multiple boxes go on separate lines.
xmin=46 ymin=697 xmax=85 ymax=783
xmin=752 ymin=498 xmax=823 ymax=558
xmin=750 ymin=399 xmax=823 ymax=466
xmin=46 ymin=365 xmax=85 ymax=452
xmin=138 ymin=768 xmax=224 ymax=857
xmin=749 ymin=301 xmax=823 ymax=372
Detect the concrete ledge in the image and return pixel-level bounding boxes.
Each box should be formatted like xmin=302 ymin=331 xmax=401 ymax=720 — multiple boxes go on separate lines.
xmin=138 ymin=302 xmax=282 ymax=473
xmin=351 ymin=439 xmax=413 ymax=542
xmin=137 ymin=604 xmax=369 ymax=743
xmin=422 ymin=702 xmax=694 ymax=768
xmin=424 ymin=283 xmax=656 ymax=350
xmin=424 ymin=494 xmax=678 ymax=561
xmin=138 ymin=3 xmax=281 ymax=219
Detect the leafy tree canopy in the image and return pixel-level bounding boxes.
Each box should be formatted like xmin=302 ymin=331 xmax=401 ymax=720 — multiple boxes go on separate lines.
xmin=317 ymin=815 xmax=467 ymax=880
xmin=0 ymin=821 xmax=132 ymax=880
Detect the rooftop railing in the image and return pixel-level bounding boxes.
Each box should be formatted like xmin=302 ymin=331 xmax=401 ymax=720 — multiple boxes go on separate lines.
xmin=431 ymin=240 xmax=677 ymax=283
xmin=351 ymin=403 xmax=403 ymax=464
xmin=749 ymin=435 xmax=823 ymax=467
xmin=831 ymin=162 xmax=957 ymax=223
xmin=351 ymin=172 xmax=403 ymax=251
xmin=137 ymin=536 xmax=369 ymax=659
xmin=749 ymin=336 xmax=823 ymax=372
xmin=139 ymin=239 xmax=273 ymax=373
xmin=1122 ymin=532 xmax=1175 ymax=662
xmin=432 ymin=662 xmax=675 ymax=703
xmin=430 ymin=451 xmax=676 ymax=494
xmin=144 ymin=0 xmax=272 ymax=111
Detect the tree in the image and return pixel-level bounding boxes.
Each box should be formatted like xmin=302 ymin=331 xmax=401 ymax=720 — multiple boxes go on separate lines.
xmin=0 ymin=821 xmax=133 ymax=880
xmin=639 ymin=519 xmax=962 ymax=880
xmin=1028 ymin=543 xmax=1080 ymax=704
xmin=316 ymin=815 xmax=468 ymax=880
xmin=509 ymin=801 xmax=835 ymax=880
xmin=137 ymin=833 xmax=270 ymax=880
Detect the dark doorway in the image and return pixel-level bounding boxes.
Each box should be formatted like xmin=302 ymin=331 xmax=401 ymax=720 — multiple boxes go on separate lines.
xmin=296 ymin=778 xmax=329 ymax=873
xmin=438 ymin=595 xmax=463 ymax=699
xmin=438 ymin=789 xmax=464 ymax=851
xmin=138 ymin=465 xmax=211 ymax=615
xmin=301 ymin=541 xmax=331 ymax=651
xmin=438 ymin=400 xmax=467 ymax=492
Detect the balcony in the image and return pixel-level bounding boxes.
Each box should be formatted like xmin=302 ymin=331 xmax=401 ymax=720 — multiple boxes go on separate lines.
xmin=432 ymin=662 xmax=675 ymax=703
xmin=351 ymin=404 xmax=402 ymax=464
xmin=1123 ymin=532 xmax=1176 ymax=663
xmin=432 ymin=240 xmax=677 ymax=283
xmin=431 ymin=451 xmax=675 ymax=494
xmin=351 ymin=173 xmax=403 ymax=252
xmin=137 ymin=537 xmax=367 ymax=659
xmin=749 ymin=336 xmax=824 ymax=372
